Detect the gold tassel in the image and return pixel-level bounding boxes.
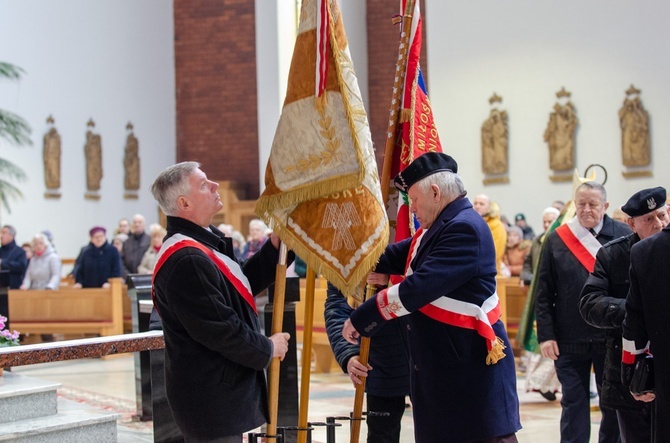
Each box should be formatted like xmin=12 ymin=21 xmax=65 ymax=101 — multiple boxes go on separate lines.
xmin=486 ymin=336 xmax=507 ymax=365
xmin=399 ymin=108 xmax=412 ymax=123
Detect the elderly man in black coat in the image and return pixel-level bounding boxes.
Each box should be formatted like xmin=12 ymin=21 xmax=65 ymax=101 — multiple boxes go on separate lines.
xmin=343 ymin=153 xmax=521 ymax=443
xmin=150 ymin=162 xmax=291 ymax=441
xmin=0 ymin=225 xmax=28 ymax=289
xmin=623 ymin=223 xmax=670 ymax=442
xmin=536 ymin=181 xmax=632 ymax=443
xmin=580 ymin=187 xmax=668 ymax=442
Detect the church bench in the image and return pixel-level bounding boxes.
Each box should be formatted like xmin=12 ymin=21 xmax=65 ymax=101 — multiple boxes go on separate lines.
xmin=7 ymin=278 xmax=125 ymax=338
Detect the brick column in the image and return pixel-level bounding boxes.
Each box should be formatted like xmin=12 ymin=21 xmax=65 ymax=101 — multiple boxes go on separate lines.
xmin=174 ymin=0 xmax=260 ymax=197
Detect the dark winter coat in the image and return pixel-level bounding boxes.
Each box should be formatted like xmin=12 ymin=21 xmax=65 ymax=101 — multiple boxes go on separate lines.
xmin=324 ymin=282 xmax=409 ymax=398
xmin=623 ymin=227 xmax=670 ymax=442
xmin=121 ymin=231 xmax=150 ymax=277
xmin=579 ymin=233 xmax=648 ymax=412
xmin=536 ymin=215 xmax=631 ymax=352
xmin=349 ymin=197 xmax=521 ymax=442
xmin=152 ymin=216 xmax=282 ymax=439
xmin=74 ymin=241 xmax=121 ymax=288
xmin=0 ymin=240 xmax=28 ymax=289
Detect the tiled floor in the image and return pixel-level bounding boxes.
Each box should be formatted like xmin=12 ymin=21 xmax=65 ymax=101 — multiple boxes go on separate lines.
xmin=13 ymin=355 xmax=603 ymax=442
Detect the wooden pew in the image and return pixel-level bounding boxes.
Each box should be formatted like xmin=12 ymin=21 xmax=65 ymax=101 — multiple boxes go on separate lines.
xmin=294 ymin=278 xmax=341 ymax=373
xmin=8 ymin=278 xmax=125 ymax=338
xmin=497 ymin=276 xmax=528 ymax=356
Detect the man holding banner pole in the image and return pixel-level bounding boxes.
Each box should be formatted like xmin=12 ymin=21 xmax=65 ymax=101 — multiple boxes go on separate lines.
xmin=343 ymin=152 xmax=521 ymax=442
xmin=150 ymin=162 xmax=291 ymax=442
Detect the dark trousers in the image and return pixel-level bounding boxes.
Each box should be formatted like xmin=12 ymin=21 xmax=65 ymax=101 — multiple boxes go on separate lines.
xmin=616 ymin=407 xmax=652 ymax=443
xmin=366 ymin=393 xmax=407 ymax=443
xmin=555 ymin=350 xmax=620 ymax=443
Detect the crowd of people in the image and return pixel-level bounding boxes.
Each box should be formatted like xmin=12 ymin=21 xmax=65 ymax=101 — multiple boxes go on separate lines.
xmin=2 ymin=157 xmax=669 ymax=442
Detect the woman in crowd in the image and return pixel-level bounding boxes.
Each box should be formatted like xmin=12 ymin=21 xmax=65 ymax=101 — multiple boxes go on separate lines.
xmin=20 ymin=233 xmax=61 ymax=290
xmin=502 ymin=225 xmax=531 ymax=277
xmin=74 ymin=226 xmax=121 ymax=288
xmin=137 ymin=224 xmax=167 ymax=274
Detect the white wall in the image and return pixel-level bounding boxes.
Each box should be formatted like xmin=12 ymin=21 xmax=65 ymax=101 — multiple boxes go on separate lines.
xmin=0 ymin=0 xmax=175 ymax=259
xmin=424 ymin=0 xmax=670 ymax=230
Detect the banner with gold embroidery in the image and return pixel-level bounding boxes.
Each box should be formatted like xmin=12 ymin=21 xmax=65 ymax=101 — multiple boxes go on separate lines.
xmin=255 ymin=0 xmax=388 ymax=295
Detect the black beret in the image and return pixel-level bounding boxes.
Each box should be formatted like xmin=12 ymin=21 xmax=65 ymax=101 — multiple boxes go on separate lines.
xmin=621 ymin=186 xmax=667 ymax=217
xmin=393 ymin=152 xmax=458 ymax=192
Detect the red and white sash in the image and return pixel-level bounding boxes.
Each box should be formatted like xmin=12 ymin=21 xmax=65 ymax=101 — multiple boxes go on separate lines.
xmin=376 ymin=228 xmax=505 ymax=363
xmin=555 ymin=217 xmax=602 ymax=273
xmin=152 ymin=233 xmax=257 ymax=315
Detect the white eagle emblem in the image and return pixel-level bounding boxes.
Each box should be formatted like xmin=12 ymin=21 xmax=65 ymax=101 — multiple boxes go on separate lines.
xmin=647 ymin=197 xmax=657 ymax=210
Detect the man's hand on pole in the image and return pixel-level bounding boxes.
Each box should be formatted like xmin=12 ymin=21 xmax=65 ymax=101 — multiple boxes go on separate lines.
xmin=270 ymin=332 xmax=290 ymax=361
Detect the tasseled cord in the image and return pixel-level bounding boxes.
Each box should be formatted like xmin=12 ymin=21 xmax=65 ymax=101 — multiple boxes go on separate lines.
xmin=486 ymin=336 xmax=507 ymax=365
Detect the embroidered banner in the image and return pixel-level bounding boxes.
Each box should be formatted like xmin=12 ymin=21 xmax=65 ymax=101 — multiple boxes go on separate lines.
xmin=255 ymin=0 xmax=388 ymax=295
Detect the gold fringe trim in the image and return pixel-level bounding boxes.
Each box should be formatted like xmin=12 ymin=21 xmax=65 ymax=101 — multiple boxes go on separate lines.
xmin=259 ymin=209 xmax=389 ymax=297
xmin=486 ymin=336 xmax=507 ymax=365
xmin=399 ymin=108 xmax=412 ymax=123
xmin=255 ymin=173 xmax=361 ymax=215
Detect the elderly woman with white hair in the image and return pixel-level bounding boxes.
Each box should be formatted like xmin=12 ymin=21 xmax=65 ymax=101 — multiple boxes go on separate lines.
xmin=20 ymin=233 xmax=61 ymax=290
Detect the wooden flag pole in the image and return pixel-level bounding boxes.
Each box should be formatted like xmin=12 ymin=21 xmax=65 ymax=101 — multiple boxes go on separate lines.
xmin=349 ymin=284 xmax=376 ymax=443
xmin=267 ymin=242 xmax=289 ymax=441
xmin=380 ymin=0 xmax=416 ymax=195
xmin=297 ymin=267 xmax=317 ymax=443
xmin=351 ymin=2 xmax=416 ymax=442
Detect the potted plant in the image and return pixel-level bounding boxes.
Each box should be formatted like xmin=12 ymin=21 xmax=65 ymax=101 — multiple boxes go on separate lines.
xmin=0 ymin=61 xmax=30 ymax=217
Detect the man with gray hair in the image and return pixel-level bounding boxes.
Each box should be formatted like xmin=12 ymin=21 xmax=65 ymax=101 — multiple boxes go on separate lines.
xmin=343 ymin=152 xmax=521 ymax=442
xmin=121 ymin=213 xmax=150 ymax=278
xmin=150 ymin=162 xmax=291 ymax=442
xmin=0 ymin=225 xmax=28 ymax=289
xmin=536 ymin=181 xmax=631 ymax=442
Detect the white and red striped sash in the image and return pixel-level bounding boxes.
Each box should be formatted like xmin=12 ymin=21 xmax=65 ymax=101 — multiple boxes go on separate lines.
xmin=377 ymin=228 xmax=504 ymax=362
xmin=152 ymin=234 xmax=257 ymax=315
xmin=555 ymin=217 xmax=602 ymax=273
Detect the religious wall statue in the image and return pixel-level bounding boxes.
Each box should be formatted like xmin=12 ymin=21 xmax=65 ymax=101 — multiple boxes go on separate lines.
xmin=544 ymin=87 xmax=578 ymax=172
xmin=619 ymin=85 xmax=650 ymax=167
xmin=123 ymin=122 xmax=140 ymax=194
xmin=43 ymin=115 xmax=61 ymax=195
xmin=481 ymin=93 xmax=508 ymax=175
xmin=84 ymin=119 xmax=103 ymax=194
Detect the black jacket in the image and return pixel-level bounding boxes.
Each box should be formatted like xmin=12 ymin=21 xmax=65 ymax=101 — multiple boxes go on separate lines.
xmin=324 ymin=282 xmax=409 ymax=398
xmin=579 ymin=233 xmax=647 ymax=411
xmin=0 ymin=240 xmax=28 ymax=289
xmin=152 ymin=216 xmax=281 ymax=439
xmin=74 ymin=241 xmax=121 ymax=288
xmin=536 ymin=215 xmax=631 ymax=352
xmin=623 ymin=228 xmax=670 ymax=441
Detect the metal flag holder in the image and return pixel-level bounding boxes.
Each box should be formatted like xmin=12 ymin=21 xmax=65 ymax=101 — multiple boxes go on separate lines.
xmin=247 ymin=410 xmax=390 ymax=443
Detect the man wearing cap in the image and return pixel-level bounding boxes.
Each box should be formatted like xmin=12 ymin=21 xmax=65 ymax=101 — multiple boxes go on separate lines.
xmin=579 ymin=186 xmax=667 ymax=441
xmin=73 ymin=226 xmax=121 ymax=288
xmin=536 ymin=181 xmax=631 ymax=443
xmin=514 ymin=213 xmax=535 ymax=240
xmin=622 ymin=198 xmax=670 ymax=442
xmin=342 ymin=152 xmax=521 ymax=442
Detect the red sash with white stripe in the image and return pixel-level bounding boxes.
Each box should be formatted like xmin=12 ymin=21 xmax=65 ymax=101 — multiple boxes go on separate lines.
xmin=152 ymin=234 xmax=257 ymax=315
xmin=555 ymin=217 xmax=602 ymax=273
xmin=377 ymin=228 xmax=505 ymax=363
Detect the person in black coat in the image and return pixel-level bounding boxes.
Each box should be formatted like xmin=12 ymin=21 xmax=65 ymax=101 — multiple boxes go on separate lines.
xmin=623 ymin=224 xmax=670 ymax=442
xmin=536 ymin=181 xmax=632 ymax=443
xmin=73 ymin=226 xmax=121 ymax=288
xmin=150 ymin=162 xmax=291 ymax=441
xmin=324 ymin=282 xmax=409 ymax=443
xmin=580 ymin=187 xmax=668 ymax=442
xmin=0 ymin=225 xmax=28 ymax=289
xmin=343 ymin=153 xmax=520 ymax=443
